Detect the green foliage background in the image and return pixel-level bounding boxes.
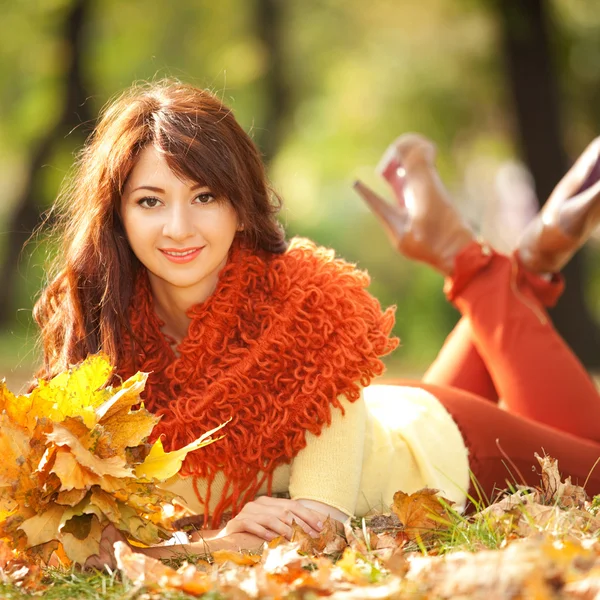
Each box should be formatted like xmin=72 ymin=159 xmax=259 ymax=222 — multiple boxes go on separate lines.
xmin=0 ymin=0 xmax=599 ymax=388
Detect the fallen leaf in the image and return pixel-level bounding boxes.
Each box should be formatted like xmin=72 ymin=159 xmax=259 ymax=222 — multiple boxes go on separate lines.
xmin=212 ymin=550 xmax=261 ymax=565
xmin=336 ymin=547 xmax=382 ymax=584
xmin=344 ymin=520 xmax=371 ymax=555
xmin=392 ymin=488 xmax=453 ymax=541
xmin=536 ymin=453 xmax=588 ymax=509
xmin=290 ymin=520 xmax=315 ymax=554
xmin=114 ymin=541 xmax=212 ymax=596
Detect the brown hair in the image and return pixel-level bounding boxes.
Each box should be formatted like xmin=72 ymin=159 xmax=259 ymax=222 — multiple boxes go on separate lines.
xmin=34 ymin=79 xmax=287 ymax=379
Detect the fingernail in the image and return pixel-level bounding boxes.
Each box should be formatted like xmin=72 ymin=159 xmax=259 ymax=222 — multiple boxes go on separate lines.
xmin=317 ymin=521 xmax=324 ymax=530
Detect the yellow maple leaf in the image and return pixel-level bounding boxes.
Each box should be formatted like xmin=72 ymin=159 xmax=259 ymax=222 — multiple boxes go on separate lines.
xmin=100 ymin=408 xmax=160 ymax=456
xmin=135 ymin=421 xmax=228 ymax=482
xmin=336 ymin=547 xmax=372 ymax=584
xmin=117 ymin=504 xmax=164 ymax=546
xmin=0 ymin=413 xmax=31 ymax=486
xmin=46 ymin=424 xmax=133 ymax=479
xmin=24 ymin=354 xmax=115 ymax=430
xmin=60 ymin=514 xmax=102 ymax=565
xmin=95 ymin=371 xmax=148 ymax=422
xmin=392 ymin=488 xmax=453 ymax=542
xmin=55 ymin=489 xmax=88 ymax=507
xmin=0 ymin=382 xmax=29 ymax=430
xmin=19 ymin=505 xmax=66 ymax=547
xmin=89 ymin=488 xmax=121 ymax=523
xmin=50 ymin=448 xmax=103 ymax=491
xmin=0 ymin=354 xmax=223 ymax=565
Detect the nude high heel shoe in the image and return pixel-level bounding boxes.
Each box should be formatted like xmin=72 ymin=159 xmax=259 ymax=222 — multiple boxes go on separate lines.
xmin=354 ymin=134 xmax=474 ymax=277
xmin=517 ymin=137 xmax=600 ymax=274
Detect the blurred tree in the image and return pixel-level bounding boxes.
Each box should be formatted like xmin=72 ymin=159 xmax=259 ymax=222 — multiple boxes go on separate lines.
xmin=253 ymin=0 xmax=291 ymax=162
xmin=0 ymin=0 xmax=94 ymax=326
xmin=493 ymin=0 xmax=600 ymax=367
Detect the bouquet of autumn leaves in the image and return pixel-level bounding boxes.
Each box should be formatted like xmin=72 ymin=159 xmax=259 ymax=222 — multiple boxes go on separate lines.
xmin=0 ymin=353 xmax=224 ymax=566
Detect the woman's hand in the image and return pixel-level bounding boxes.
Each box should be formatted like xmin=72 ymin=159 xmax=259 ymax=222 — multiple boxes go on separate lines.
xmin=219 ymin=496 xmax=327 ymax=542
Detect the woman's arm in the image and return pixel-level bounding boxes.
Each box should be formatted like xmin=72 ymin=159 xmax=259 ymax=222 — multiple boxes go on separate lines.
xmin=86 ymin=525 xmax=268 ymax=569
xmin=289 ymin=393 xmax=366 ymax=520
xmin=216 ymin=393 xmax=367 ymax=542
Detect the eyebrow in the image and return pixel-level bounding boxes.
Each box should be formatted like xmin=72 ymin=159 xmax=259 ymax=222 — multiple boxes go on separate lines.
xmin=129 ymin=183 xmax=208 ymax=194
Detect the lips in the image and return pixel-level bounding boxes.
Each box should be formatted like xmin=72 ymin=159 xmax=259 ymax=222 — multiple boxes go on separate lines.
xmin=159 ymin=246 xmax=204 ymax=263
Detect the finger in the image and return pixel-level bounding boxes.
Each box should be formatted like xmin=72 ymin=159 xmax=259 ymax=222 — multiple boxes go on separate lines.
xmin=290 ymin=517 xmax=322 ymax=538
xmin=279 ymin=502 xmax=327 ymax=534
xmin=246 ymin=506 xmax=320 ymax=538
xmin=228 ymin=518 xmax=283 ymax=542
xmin=353 ymin=180 xmax=408 ymax=244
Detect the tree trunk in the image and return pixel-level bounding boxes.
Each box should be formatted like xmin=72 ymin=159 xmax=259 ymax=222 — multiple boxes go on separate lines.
xmin=0 ymin=0 xmax=94 ymax=325
xmin=253 ymin=0 xmax=291 ymax=163
xmin=495 ymin=0 xmax=600 ymax=367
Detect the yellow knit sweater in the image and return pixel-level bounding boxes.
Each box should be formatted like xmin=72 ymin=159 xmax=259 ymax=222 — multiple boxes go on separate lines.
xmin=162 ymin=384 xmax=470 ymax=517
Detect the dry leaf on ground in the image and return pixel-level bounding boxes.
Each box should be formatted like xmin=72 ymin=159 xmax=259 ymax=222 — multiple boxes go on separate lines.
xmin=392 ymin=488 xmax=453 ymax=541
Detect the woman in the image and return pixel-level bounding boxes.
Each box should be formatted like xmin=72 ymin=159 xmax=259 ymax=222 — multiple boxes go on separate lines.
xmin=33 ymin=80 xmax=600 ymax=562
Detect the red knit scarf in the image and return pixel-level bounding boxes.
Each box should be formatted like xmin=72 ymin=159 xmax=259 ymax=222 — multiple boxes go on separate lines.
xmin=118 ymin=238 xmax=398 ymax=526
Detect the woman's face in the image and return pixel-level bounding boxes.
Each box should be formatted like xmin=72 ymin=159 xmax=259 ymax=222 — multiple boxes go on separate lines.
xmin=121 ymin=145 xmax=239 ymax=303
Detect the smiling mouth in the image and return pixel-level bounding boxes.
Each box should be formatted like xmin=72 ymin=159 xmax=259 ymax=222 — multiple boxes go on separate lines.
xmin=160 ymin=248 xmax=203 ymax=257
xmin=159 ymin=247 xmax=205 ymax=263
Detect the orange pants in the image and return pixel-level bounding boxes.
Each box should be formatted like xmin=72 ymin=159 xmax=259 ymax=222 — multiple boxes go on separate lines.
xmin=394 ymin=242 xmax=600 ymax=503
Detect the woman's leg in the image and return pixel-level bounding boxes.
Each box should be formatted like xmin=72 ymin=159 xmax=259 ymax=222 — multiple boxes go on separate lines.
xmin=403 ymin=380 xmax=600 ymax=501
xmin=356 ymin=133 xmax=600 ymax=439
xmin=447 ymin=241 xmax=600 ymax=442
xmin=422 ymin=317 xmax=499 ymax=403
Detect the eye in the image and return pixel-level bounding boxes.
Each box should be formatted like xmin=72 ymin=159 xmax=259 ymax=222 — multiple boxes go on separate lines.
xmin=194 ymin=192 xmax=216 ymax=205
xmin=137 ymin=196 xmax=162 ymax=209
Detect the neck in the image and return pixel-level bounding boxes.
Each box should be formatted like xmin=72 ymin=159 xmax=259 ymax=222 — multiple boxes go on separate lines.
xmin=148 ymin=277 xmax=219 ymax=343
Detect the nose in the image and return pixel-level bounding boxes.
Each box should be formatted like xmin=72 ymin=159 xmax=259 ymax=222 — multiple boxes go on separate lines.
xmin=163 ymin=204 xmax=195 ymax=241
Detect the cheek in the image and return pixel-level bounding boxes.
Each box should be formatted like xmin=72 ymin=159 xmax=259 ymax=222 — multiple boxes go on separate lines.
xmin=202 ymin=206 xmax=240 ymax=238
xmin=120 ymin=210 xmax=149 ymax=253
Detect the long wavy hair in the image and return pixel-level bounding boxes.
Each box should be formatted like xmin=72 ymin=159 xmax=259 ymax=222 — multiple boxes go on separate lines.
xmin=34 ymin=80 xmax=287 ymax=379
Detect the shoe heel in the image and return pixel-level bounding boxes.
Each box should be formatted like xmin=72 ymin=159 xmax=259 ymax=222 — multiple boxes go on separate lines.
xmin=574 ymin=155 xmax=600 ymax=196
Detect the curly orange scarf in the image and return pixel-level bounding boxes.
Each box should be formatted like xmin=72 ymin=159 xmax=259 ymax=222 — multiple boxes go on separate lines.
xmin=119 ymin=238 xmax=398 ymax=526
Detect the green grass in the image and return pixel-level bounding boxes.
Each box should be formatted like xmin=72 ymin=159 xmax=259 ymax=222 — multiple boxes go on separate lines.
xmin=0 ymin=568 xmax=204 ymax=600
